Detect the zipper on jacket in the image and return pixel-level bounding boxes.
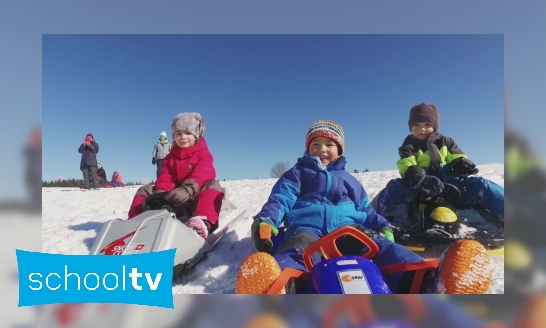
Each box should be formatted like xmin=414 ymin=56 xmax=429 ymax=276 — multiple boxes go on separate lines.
xmin=324 ymin=158 xmax=343 ymax=203
xmin=328 ymin=170 xmax=338 ymax=202
xmin=323 ymin=170 xmax=332 ymax=204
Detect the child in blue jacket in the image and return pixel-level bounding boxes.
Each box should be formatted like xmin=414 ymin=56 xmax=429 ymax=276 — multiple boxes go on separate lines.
xmin=235 ymin=120 xmax=493 ymax=295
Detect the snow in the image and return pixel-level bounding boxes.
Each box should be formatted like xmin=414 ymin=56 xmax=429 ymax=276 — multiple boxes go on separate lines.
xmin=42 ymin=163 xmax=504 ymax=294
xmin=1 ymin=213 xmax=41 ymax=328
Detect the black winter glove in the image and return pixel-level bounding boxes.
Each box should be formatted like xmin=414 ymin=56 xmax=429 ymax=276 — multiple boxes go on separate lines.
xmin=450 ymin=158 xmax=479 ymax=177
xmin=141 ymin=197 xmax=150 ymax=212
xmin=251 ymin=219 xmax=278 ymax=253
xmin=152 ymin=158 xmax=156 ymax=165
xmin=164 ymin=186 xmax=192 ymax=207
xmin=403 ymin=165 xmax=427 ymax=187
xmin=416 ymin=175 xmax=444 ymax=199
xmin=138 ymin=185 xmax=159 ymax=212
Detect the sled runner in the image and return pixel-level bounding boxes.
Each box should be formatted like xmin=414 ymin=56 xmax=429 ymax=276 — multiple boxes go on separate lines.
xmin=384 ymin=183 xmax=504 ymax=253
xmin=89 ymin=187 xmax=247 ymax=279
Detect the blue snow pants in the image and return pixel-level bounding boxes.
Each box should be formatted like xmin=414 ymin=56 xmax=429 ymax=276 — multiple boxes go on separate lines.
xmin=371 ymin=172 xmax=504 ymax=218
xmin=273 ymin=229 xmax=424 ymax=293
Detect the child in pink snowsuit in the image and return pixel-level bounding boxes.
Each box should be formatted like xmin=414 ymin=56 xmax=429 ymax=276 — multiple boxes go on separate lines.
xmin=127 ymin=112 xmax=224 ymax=239
xmin=111 ymin=171 xmax=124 ymax=187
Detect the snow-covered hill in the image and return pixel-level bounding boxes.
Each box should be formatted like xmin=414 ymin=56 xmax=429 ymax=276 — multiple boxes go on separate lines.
xmin=42 ymin=163 xmax=504 ymax=294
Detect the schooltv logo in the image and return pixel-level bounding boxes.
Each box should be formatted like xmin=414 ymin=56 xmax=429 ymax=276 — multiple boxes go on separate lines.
xmin=16 ymin=249 xmax=175 ymax=308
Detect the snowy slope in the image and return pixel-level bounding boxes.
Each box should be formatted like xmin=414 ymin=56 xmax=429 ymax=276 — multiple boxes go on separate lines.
xmin=42 ymin=163 xmax=504 ymax=294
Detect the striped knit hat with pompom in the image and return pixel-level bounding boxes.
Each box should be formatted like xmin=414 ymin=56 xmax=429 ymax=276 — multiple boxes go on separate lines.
xmin=305 ymin=120 xmax=345 ymax=155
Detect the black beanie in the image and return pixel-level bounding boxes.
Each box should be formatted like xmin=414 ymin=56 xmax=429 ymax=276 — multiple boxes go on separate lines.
xmin=408 ymin=103 xmax=439 ymax=132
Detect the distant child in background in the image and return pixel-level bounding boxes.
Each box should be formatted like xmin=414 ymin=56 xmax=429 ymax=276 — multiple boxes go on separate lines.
xmin=152 ymin=131 xmax=172 ymax=179
xmin=78 ymin=133 xmax=100 ymax=190
xmin=235 ymin=120 xmax=492 ymax=295
xmin=111 ymin=171 xmax=124 ymax=187
xmin=371 ymin=102 xmax=504 ymax=220
xmin=96 ymin=162 xmax=108 ymax=187
xmin=127 ymin=112 xmax=224 ymax=239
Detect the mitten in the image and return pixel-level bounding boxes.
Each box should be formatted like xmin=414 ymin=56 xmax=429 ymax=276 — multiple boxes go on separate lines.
xmin=416 ymin=175 xmax=444 ymax=198
xmin=403 ymin=165 xmax=427 ymax=187
xmin=251 ymin=219 xmax=278 ymax=253
xmin=381 ymin=229 xmax=395 ymax=242
xmin=450 ymin=157 xmax=479 ymax=176
xmin=138 ymin=185 xmax=159 ymax=212
xmin=152 ymin=158 xmax=156 ymax=165
xmin=164 ymin=186 xmax=192 ymax=207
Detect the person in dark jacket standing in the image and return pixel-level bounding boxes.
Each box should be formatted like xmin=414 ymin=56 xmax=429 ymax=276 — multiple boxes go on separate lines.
xmin=152 ymin=131 xmax=172 ymax=178
xmin=78 ymin=133 xmax=100 ymax=190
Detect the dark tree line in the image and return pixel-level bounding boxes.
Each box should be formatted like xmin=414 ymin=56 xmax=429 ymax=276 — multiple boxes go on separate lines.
xmin=42 ymin=179 xmax=142 ymax=187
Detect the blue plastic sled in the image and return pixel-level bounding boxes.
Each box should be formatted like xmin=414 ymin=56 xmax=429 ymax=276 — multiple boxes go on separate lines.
xmin=265 ymin=226 xmax=403 ymax=294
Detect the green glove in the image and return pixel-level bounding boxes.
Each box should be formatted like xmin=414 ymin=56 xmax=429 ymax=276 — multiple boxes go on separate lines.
xmin=381 ymin=229 xmax=395 ymax=242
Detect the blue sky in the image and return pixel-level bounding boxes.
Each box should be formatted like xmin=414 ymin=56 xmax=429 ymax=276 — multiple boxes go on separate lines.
xmin=2 ymin=1 xmax=546 ymax=200
xmin=42 ymin=34 xmax=503 ymax=184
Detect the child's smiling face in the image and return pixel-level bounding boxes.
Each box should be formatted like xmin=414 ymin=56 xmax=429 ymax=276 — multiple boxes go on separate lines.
xmin=174 ymin=131 xmax=196 ymax=148
xmin=308 ymin=136 xmax=339 ymax=166
xmin=411 ymin=122 xmax=435 ymax=141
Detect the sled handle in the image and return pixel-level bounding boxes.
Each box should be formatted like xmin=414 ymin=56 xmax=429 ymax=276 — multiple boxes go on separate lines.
xmin=266 ymin=268 xmax=309 ymax=294
xmin=145 ymin=192 xmax=185 ymax=213
xmin=302 ymin=226 xmax=379 ymax=271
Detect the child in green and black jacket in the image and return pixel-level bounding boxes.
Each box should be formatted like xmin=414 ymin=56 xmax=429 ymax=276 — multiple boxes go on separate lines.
xmin=371 ymin=102 xmax=504 ymax=219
